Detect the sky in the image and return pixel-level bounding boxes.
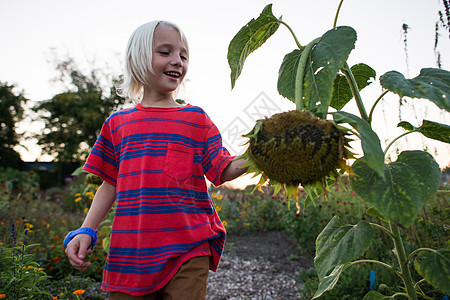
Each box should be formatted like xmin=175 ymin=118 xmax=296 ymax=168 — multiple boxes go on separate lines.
xmin=1 ymin=0 xmax=449 ymax=188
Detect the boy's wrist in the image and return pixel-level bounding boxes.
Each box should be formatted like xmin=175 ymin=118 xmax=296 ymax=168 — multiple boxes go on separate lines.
xmin=64 ymin=227 xmax=98 ymax=250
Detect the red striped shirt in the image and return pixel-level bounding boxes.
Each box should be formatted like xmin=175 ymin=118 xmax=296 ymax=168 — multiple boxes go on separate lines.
xmin=83 ymin=103 xmax=233 ymax=295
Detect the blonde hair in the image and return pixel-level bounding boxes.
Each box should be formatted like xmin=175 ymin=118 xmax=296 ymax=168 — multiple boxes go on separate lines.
xmin=117 ymin=20 xmax=189 ymax=102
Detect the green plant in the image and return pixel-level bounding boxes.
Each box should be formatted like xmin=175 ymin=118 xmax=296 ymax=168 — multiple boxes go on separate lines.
xmin=210 ymin=185 xmax=281 ymax=233
xmin=0 ymin=223 xmax=51 ymax=299
xmin=228 ymin=2 xmax=449 ymax=299
xmin=47 ymin=274 xmax=101 ymax=300
xmin=277 ymin=180 xmax=368 ymax=255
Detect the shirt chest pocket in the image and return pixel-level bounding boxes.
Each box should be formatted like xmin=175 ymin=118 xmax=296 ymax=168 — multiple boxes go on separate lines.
xmin=163 ymin=143 xmax=194 ymax=181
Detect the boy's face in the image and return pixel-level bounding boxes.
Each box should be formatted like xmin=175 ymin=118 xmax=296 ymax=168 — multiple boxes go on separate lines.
xmin=147 ymin=24 xmax=188 ymax=95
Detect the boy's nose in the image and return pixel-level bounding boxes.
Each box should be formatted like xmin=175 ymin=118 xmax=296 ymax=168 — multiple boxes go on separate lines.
xmin=171 ymin=55 xmax=183 ymax=66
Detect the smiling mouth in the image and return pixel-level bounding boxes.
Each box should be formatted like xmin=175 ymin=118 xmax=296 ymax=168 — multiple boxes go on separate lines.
xmin=164 ymin=71 xmax=181 ymax=79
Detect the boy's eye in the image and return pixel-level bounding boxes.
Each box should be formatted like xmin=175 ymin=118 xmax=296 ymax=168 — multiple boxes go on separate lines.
xmin=180 ymin=55 xmax=187 ymax=61
xmin=160 ymin=51 xmax=170 ymax=55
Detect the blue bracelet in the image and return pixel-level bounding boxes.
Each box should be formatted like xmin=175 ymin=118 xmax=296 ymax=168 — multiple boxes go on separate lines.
xmin=64 ymin=227 xmax=98 ymax=250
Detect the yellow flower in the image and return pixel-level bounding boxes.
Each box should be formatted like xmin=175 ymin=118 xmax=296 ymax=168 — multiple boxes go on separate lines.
xmin=38 ymin=268 xmax=44 ymax=271
xmin=222 ymin=220 xmax=228 ymax=226
xmin=215 ymin=205 xmax=222 ymax=212
xmin=75 ymin=197 xmax=82 ymax=203
xmin=211 ymin=193 xmax=217 ymax=198
xmin=216 ymin=195 xmax=223 ymax=200
xmin=84 ymin=207 xmax=89 ymax=214
xmin=75 ymin=193 xmax=81 ymax=197
xmin=85 ymin=191 xmax=94 ymax=197
xmin=73 ymin=289 xmax=85 ymax=296
xmin=244 ymin=223 xmax=250 ymax=226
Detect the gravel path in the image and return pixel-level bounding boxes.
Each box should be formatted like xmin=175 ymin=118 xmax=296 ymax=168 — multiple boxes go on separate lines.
xmin=207 ymin=231 xmax=314 ymax=300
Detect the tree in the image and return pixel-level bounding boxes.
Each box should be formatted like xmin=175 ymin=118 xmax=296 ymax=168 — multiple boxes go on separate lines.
xmin=33 ymin=56 xmax=127 ymax=163
xmin=0 ymin=82 xmax=27 ymax=168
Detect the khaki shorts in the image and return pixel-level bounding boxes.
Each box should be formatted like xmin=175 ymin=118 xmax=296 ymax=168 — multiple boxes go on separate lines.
xmin=109 ymin=255 xmax=210 ymax=300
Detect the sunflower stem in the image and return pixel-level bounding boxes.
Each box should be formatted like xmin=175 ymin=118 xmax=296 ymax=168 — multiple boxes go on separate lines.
xmin=333 ymin=0 xmax=345 ymax=28
xmin=390 ymin=222 xmax=418 ymax=300
xmin=368 ymin=90 xmax=389 ymax=124
xmin=279 ymin=20 xmax=304 ymax=50
xmin=295 ymin=38 xmax=321 ymax=111
xmin=405 ymin=248 xmax=436 ymax=266
xmin=341 ymin=62 xmax=369 ymax=122
xmin=346 ymin=259 xmax=401 ymax=279
xmin=383 ymin=131 xmax=416 ymax=155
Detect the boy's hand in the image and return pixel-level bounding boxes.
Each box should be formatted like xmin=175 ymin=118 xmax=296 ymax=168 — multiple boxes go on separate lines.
xmin=65 ymin=234 xmax=93 ymax=271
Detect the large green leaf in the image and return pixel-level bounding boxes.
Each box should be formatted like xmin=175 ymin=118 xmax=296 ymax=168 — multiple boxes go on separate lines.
xmin=303 ymin=26 xmax=357 ymax=118
xmin=277 ymin=26 xmax=356 ymax=117
xmin=379 ymin=68 xmax=450 ymax=112
xmin=315 ymin=216 xmax=375 ymax=281
xmin=332 ymin=111 xmax=385 ymax=178
xmin=312 ymin=265 xmax=345 ymax=299
xmin=278 ymin=49 xmax=302 ymax=102
xmin=414 ymin=249 xmax=450 ymax=294
xmin=331 ymin=63 xmax=376 ymax=110
xmin=351 ymin=150 xmax=441 ymax=227
xmin=228 ymin=4 xmax=280 ymax=89
xmin=398 ymin=119 xmax=450 ymax=143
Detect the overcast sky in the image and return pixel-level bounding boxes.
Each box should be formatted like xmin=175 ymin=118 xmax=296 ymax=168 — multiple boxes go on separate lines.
xmin=1 ymin=0 xmax=449 ymax=187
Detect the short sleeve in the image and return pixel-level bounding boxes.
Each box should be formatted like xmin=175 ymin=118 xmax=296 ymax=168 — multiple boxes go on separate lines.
xmin=82 ymin=121 xmax=118 ymax=186
xmin=202 ymin=124 xmax=234 ymax=186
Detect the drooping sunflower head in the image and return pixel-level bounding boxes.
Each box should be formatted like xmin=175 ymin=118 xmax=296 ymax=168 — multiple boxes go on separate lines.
xmin=242 ymin=110 xmax=351 ymax=200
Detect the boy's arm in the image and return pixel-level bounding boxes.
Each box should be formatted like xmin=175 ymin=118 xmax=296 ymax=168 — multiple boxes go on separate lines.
xmin=65 ymin=180 xmax=116 ymax=271
xmin=221 ymin=156 xmax=249 ymax=182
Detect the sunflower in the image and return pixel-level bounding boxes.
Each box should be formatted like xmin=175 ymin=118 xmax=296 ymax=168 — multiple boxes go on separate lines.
xmin=241 ymin=110 xmax=352 ymax=210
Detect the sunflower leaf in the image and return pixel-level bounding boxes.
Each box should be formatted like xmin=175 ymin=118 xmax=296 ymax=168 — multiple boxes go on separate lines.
xmin=380 ymin=68 xmax=450 ymax=112
xmin=331 ymin=63 xmax=376 ymax=110
xmin=398 ymin=119 xmax=450 ymax=143
xmin=228 ymin=4 xmax=281 ymax=89
xmin=351 ymin=151 xmax=441 ymax=227
xmin=414 ymin=249 xmax=450 ymax=294
xmin=332 ymin=111 xmax=385 ymax=178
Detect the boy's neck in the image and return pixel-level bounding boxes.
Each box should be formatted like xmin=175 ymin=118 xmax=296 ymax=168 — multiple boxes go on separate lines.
xmin=140 ymin=94 xmax=181 ymax=108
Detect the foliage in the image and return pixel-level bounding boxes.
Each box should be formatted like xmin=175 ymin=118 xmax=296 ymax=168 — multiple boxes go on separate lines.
xmin=0 ymin=169 xmax=109 ymax=286
xmin=0 ymin=223 xmax=101 ymax=299
xmin=297 ymin=264 xmax=396 ymax=300
xmin=0 ymin=168 xmax=40 ymax=218
xmin=0 ymin=82 xmax=28 ymax=169
xmin=0 ymin=223 xmax=51 ymax=299
xmin=277 ymin=179 xmax=367 ymax=255
xmin=209 ymin=185 xmax=281 ymax=234
xmin=33 ymin=56 xmax=127 ymax=163
xmin=228 ymin=2 xmax=449 ymax=299
xmin=0 ymin=165 xmax=447 ymax=298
